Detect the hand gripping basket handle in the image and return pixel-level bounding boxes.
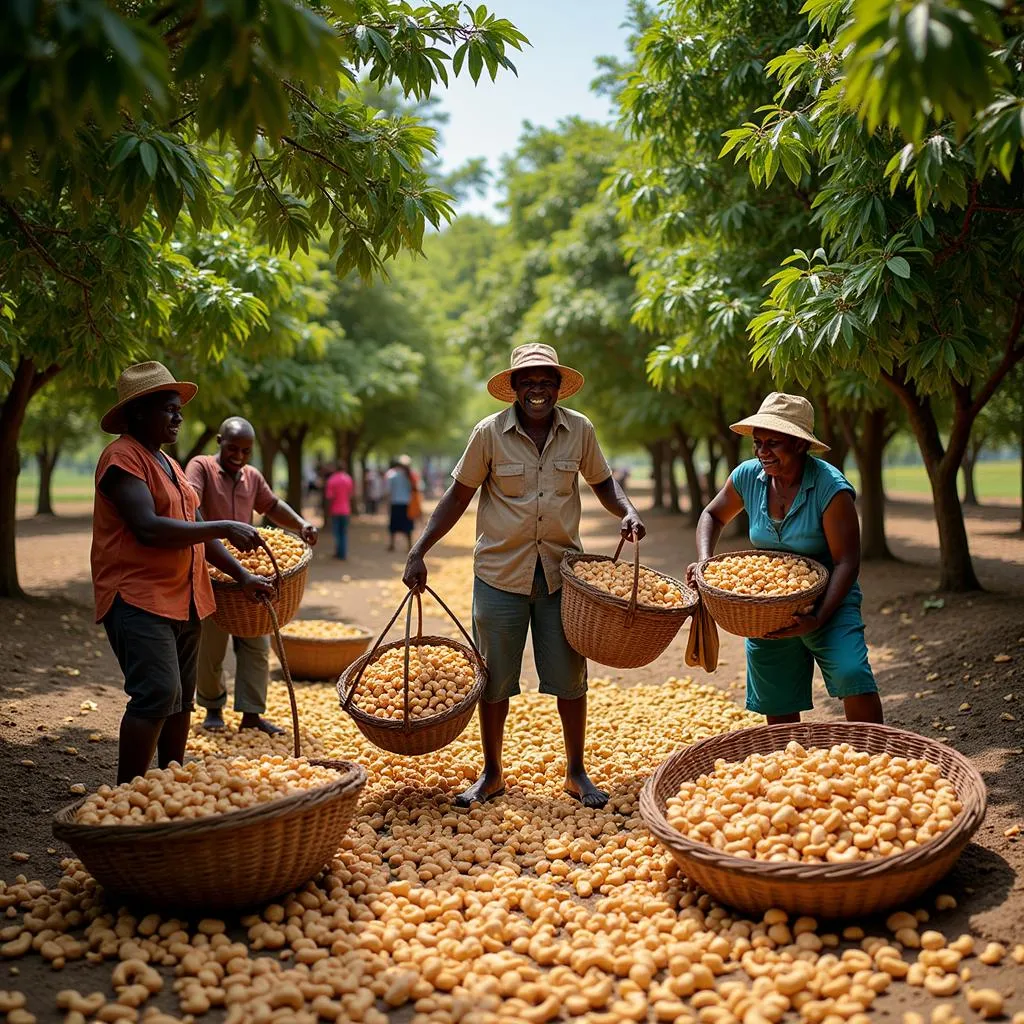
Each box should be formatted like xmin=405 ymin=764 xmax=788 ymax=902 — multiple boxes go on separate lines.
xmin=341 ymin=585 xmax=485 ymax=723
xmin=611 ymin=536 xmax=641 ymax=618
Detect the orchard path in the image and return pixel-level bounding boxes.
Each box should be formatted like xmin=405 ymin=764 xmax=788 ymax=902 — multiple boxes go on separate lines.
xmin=1 ymin=484 xmax=1022 ymax=1021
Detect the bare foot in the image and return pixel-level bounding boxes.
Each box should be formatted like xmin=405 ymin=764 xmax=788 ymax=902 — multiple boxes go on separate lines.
xmin=453 ymin=770 xmax=505 ymax=808
xmin=564 ymin=769 xmax=608 ymax=809
xmin=239 ymin=713 xmax=285 ymax=736
xmin=201 ymin=710 xmax=226 ymax=732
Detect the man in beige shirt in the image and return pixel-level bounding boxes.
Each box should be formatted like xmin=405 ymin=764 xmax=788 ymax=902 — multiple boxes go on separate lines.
xmin=403 ymin=344 xmax=645 ymax=808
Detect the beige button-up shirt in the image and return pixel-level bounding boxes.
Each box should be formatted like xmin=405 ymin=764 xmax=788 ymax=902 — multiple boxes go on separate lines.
xmin=452 ymin=405 xmax=612 ymax=596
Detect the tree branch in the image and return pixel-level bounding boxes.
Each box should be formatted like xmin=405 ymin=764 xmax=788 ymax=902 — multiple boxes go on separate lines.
xmin=251 ymin=156 xmax=287 ymax=211
xmin=0 ymin=198 xmax=100 ymax=339
xmin=280 ymin=135 xmax=351 ymax=178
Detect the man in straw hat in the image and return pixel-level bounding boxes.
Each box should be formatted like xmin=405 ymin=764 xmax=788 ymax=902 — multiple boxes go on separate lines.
xmin=92 ymin=362 xmax=273 ymax=783
xmin=686 ymin=392 xmax=883 ymax=725
xmin=187 ymin=415 xmax=319 ymax=736
xmin=403 ymin=343 xmax=645 ymax=808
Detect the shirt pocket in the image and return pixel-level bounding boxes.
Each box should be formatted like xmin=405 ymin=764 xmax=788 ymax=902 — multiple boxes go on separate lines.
xmin=553 ymin=459 xmax=580 ymax=496
xmin=494 ymin=462 xmax=526 ymax=498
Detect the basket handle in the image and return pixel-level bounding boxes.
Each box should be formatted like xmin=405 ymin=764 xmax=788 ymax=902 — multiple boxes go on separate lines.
xmin=255 ymin=534 xmax=283 ymax=603
xmin=263 ymin=598 xmax=302 ymax=758
xmin=611 ymin=537 xmax=641 ymax=619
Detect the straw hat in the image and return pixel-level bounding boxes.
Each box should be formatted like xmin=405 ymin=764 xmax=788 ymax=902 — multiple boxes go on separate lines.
xmin=486 ymin=343 xmax=584 ymax=403
xmin=101 ymin=361 xmax=197 ymax=434
xmin=729 ymin=392 xmax=830 ymax=454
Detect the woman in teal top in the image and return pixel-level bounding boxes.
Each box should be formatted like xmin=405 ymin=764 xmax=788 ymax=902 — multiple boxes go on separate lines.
xmin=687 ymin=393 xmax=883 ymax=724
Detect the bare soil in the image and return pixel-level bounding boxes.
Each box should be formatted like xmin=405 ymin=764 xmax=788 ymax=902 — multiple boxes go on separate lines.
xmin=1 ymin=485 xmax=1022 ymax=1020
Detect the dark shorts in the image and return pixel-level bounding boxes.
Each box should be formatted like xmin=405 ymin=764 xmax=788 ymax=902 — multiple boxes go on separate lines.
xmin=389 ymin=503 xmax=413 ymax=535
xmin=103 ymin=595 xmax=202 ymax=719
xmin=472 ymin=561 xmax=587 ymax=703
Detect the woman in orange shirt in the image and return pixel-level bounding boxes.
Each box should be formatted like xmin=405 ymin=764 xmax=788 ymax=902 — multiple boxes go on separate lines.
xmin=92 ymin=363 xmax=273 ymax=783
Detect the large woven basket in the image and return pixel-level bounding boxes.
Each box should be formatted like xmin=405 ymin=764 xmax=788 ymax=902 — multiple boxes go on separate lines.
xmin=640 ymin=722 xmax=987 ymax=918
xmin=560 ymin=539 xmax=697 ymax=668
xmin=338 ymin=586 xmax=487 ymax=756
xmin=211 ymin=529 xmax=312 ymax=638
xmin=695 ymin=549 xmax=829 ymax=638
xmin=52 ymin=604 xmax=367 ymax=911
xmin=273 ymin=626 xmax=373 ymax=681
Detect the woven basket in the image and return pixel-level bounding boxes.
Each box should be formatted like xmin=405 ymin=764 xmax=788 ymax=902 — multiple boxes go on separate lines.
xmin=640 ymin=722 xmax=987 ymax=918
xmin=273 ymin=626 xmax=373 ymax=681
xmin=338 ymin=586 xmax=487 ymax=756
xmin=560 ymin=539 xmax=697 ymax=668
xmin=52 ymin=603 xmax=367 ymax=911
xmin=695 ymin=549 xmax=829 ymax=638
xmin=211 ymin=530 xmax=312 ymax=638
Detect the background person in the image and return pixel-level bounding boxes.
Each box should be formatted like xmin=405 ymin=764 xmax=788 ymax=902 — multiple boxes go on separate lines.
xmin=325 ymin=461 xmax=354 ymax=559
xmin=186 ymin=416 xmax=318 ymax=735
xmin=687 ymin=393 xmax=884 ymax=725
xmin=386 ymin=456 xmax=415 ymax=552
xmin=404 ymin=344 xmax=645 ymax=809
xmin=92 ymin=364 xmax=272 ymax=783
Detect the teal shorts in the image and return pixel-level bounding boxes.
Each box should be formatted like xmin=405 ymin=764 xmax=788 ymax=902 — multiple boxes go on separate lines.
xmin=472 ymin=560 xmax=587 ymax=704
xmin=745 ymin=598 xmax=877 ymax=717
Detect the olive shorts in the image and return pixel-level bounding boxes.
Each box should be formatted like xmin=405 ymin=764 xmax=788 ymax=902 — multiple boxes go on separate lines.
xmin=103 ymin=594 xmax=201 ymax=719
xmin=472 ymin=561 xmax=587 ymax=704
xmin=744 ymin=597 xmax=878 ymax=717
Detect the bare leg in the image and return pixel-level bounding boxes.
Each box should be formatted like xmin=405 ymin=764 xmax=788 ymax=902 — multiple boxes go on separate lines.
xmin=454 ymin=700 xmax=508 ymax=807
xmin=843 ymin=693 xmax=884 ymax=723
xmin=558 ymin=695 xmax=608 ymax=809
xmin=766 ymin=712 xmax=801 ymax=725
xmin=157 ymin=709 xmax=192 ymax=768
xmin=117 ymin=714 xmax=163 ymax=784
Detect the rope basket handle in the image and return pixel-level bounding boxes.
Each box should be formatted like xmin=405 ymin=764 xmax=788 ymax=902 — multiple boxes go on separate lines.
xmin=263 ymin=599 xmax=302 ymax=759
xmin=341 ymin=585 xmax=485 ymax=725
xmin=255 ymin=534 xmax=284 ymax=602
xmin=611 ymin=536 xmax=641 ymax=619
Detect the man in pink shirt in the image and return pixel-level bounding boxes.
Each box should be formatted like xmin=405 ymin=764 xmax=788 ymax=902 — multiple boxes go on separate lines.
xmin=325 ymin=462 xmax=354 ymax=559
xmin=186 ymin=417 xmax=318 ymax=734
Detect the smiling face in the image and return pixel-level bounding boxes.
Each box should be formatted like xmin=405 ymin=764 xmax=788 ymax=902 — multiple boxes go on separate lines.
xmin=126 ymin=390 xmax=183 ymax=448
xmin=751 ymin=428 xmax=809 ymax=478
xmin=512 ymin=366 xmax=561 ymax=423
xmin=217 ymin=417 xmax=256 ymax=476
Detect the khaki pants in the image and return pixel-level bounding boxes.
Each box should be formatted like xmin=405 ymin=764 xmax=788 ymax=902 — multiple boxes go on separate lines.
xmin=196 ymin=618 xmax=270 ymax=714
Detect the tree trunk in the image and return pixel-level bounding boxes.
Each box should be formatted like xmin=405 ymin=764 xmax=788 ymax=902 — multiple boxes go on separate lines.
xmin=665 ymin=453 xmax=681 ymax=515
xmin=705 ymin=438 xmax=721 ymax=505
xmin=673 ymin=425 xmax=702 ymax=526
xmin=258 ymin=429 xmax=282 ymax=491
xmin=647 ymin=442 xmax=665 ymax=509
xmin=883 ymin=371 xmax=982 ymax=591
xmin=0 ymin=357 xmax=61 ymax=598
xmin=960 ymin=436 xmax=983 ymax=507
xmin=846 ymin=408 xmax=894 ymax=561
xmin=35 ymin=442 xmax=60 ymax=516
xmin=815 ymin=391 xmax=850 ymax=471
xmin=1020 ymin=411 xmax=1024 ymax=533
xmin=280 ymin=425 xmax=308 ymax=514
xmin=182 ymin=425 xmax=216 ymax=467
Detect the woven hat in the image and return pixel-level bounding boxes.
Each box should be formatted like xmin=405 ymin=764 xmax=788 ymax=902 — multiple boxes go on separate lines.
xmin=101 ymin=361 xmax=197 ymax=434
xmin=730 ymin=392 xmax=830 ymax=454
xmin=486 ymin=343 xmax=584 ymax=403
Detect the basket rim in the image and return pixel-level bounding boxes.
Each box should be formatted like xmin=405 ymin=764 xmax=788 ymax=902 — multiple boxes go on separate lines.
xmin=560 ymin=550 xmax=698 ymax=617
xmin=338 ymin=635 xmax=486 ymax=734
xmin=210 ymin=529 xmax=313 ymax=590
xmin=695 ymin=549 xmax=829 ymax=607
xmin=52 ymin=759 xmax=367 ymax=844
xmin=640 ymin=721 xmax=986 ymax=883
xmin=277 ymin=624 xmax=374 ymax=645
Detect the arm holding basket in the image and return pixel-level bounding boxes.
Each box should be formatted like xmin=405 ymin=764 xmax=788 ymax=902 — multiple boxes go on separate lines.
xmin=590 ymin=476 xmax=646 ymax=543
xmin=402 ymin=481 xmax=477 ymax=593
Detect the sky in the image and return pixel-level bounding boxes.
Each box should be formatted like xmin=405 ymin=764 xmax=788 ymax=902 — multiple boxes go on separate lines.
xmin=434 ymin=1 xmax=632 ymax=217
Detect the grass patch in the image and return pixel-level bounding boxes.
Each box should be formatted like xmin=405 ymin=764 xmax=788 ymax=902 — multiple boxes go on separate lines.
xmin=844 ymin=459 xmax=1021 ymax=501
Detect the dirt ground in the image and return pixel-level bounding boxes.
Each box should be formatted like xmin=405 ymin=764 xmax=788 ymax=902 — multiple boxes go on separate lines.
xmin=1 ymin=483 xmax=1022 ymax=1021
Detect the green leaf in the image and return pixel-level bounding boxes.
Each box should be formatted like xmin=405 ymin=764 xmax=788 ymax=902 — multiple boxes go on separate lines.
xmin=886 ymin=256 xmax=911 ymax=279
xmin=138 ymin=141 xmax=158 ymax=179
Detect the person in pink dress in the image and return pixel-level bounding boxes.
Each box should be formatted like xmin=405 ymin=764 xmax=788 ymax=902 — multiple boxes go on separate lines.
xmin=325 ymin=462 xmax=355 ymax=559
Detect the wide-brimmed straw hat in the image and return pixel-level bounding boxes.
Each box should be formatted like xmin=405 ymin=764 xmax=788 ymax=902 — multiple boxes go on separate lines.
xmin=730 ymin=392 xmax=830 ymax=454
xmin=100 ymin=361 xmax=197 ymax=434
xmin=486 ymin=343 xmax=584 ymax=403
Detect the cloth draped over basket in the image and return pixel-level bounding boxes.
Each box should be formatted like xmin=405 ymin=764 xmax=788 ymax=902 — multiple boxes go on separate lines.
xmin=684 ymin=598 xmax=720 ymax=672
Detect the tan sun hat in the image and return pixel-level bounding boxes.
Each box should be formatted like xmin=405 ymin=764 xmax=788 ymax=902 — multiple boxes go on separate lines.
xmin=100 ymin=361 xmax=197 ymax=434
xmin=486 ymin=343 xmax=584 ymax=403
xmin=730 ymin=392 xmax=830 ymax=454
